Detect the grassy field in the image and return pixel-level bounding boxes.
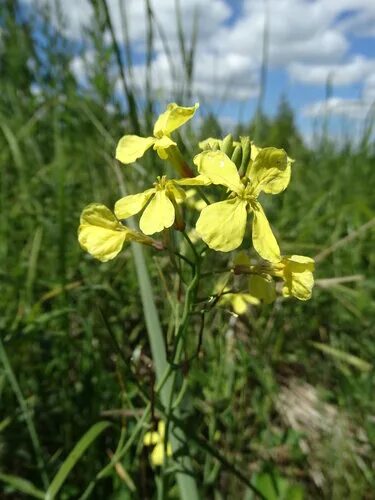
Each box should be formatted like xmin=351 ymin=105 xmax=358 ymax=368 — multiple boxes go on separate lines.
xmin=1 ymin=2 xmax=375 ymax=499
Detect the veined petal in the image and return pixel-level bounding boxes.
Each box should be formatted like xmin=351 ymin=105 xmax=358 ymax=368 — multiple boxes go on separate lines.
xmin=193 ymin=151 xmax=243 ymax=194
xmin=251 ymin=202 xmax=281 ymax=262
xmin=114 ymin=189 xmax=154 ymax=219
xmin=285 ymin=255 xmax=315 ymax=269
xmin=153 ymin=102 xmax=199 ymax=137
xmin=196 ymin=198 xmax=247 ymax=252
xmin=78 ymin=204 xmax=129 ymax=262
xmin=140 ymin=190 xmax=175 ymax=234
xmin=282 ymin=255 xmax=315 ymax=300
xmin=116 ymin=135 xmax=155 ymax=164
xmin=154 ymin=135 xmax=177 ymax=160
xmin=249 ymin=274 xmax=276 ymax=304
xmin=248 ymin=147 xmax=291 ymax=195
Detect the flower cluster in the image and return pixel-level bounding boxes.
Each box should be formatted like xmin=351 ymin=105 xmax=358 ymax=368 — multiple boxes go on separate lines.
xmin=78 ymin=102 xmax=315 ymax=303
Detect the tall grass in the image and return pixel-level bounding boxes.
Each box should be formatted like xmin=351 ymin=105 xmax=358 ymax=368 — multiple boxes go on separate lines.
xmin=0 ymin=1 xmax=374 ymax=499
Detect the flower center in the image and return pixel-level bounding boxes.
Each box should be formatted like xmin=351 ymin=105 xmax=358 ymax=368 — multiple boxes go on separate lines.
xmin=154 ymin=175 xmax=168 ymax=191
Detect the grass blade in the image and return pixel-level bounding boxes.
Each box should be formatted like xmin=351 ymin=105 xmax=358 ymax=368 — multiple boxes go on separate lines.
xmin=114 ymin=167 xmax=200 ymax=500
xmin=311 ymin=342 xmax=372 ymax=372
xmin=45 ymin=421 xmax=111 ymax=500
xmin=0 ymin=472 xmax=45 ymax=499
xmin=0 ymin=337 xmax=49 ymax=489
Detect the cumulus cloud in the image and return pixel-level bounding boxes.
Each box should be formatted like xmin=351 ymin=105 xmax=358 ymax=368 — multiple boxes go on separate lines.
xmin=289 ymin=56 xmax=375 ymax=86
xmin=303 ymin=96 xmax=374 ymax=120
xmin=24 ymin=0 xmax=375 ymax=105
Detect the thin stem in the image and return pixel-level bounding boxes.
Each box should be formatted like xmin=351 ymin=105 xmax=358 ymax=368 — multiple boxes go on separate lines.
xmin=182 ymin=230 xmax=199 ymax=261
xmin=101 ymin=0 xmax=140 ymax=134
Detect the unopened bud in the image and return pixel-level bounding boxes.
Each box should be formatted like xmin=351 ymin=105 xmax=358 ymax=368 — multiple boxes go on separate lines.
xmin=231 ymin=144 xmax=242 ymax=168
xmin=239 ymin=136 xmax=251 ymax=175
xmin=220 ymin=134 xmax=234 ymax=156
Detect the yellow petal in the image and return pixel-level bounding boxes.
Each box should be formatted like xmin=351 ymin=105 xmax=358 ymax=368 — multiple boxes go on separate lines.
xmin=196 ymin=198 xmax=247 ymax=252
xmin=232 ymin=294 xmax=259 ymax=314
xmin=154 ymin=135 xmax=177 ymax=160
xmin=153 ymin=102 xmax=199 ymax=137
xmin=251 ymin=202 xmax=281 ymax=262
xmin=78 ymin=204 xmax=128 ymax=262
xmin=143 ymin=430 xmax=160 ymax=446
xmin=251 ymin=142 xmax=262 ymax=161
xmin=157 ymin=420 xmax=166 ymax=438
xmin=193 ymin=151 xmax=243 ymax=194
xmin=282 ymin=255 xmax=315 ymax=300
xmin=249 ymin=274 xmax=276 ymax=304
xmin=140 ymin=190 xmax=175 ymax=234
xmin=166 ymin=181 xmax=186 ymax=203
xmin=286 ymin=255 xmax=315 ymax=269
xmin=150 ymin=443 xmax=165 ymax=466
xmin=115 ymin=135 xmax=155 ymax=164
xmin=175 ymin=175 xmax=212 ymax=186
xmin=114 ymin=189 xmax=154 ymax=219
xmin=248 ymin=147 xmax=291 ymax=195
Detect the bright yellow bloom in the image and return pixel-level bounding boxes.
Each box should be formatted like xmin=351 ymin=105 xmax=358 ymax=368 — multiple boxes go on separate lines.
xmin=194 ymin=148 xmax=291 ymax=261
xmin=143 ymin=421 xmax=172 ymax=467
xmin=233 ymin=253 xmax=315 ymax=301
xmin=116 ymin=103 xmax=199 ymax=164
xmin=271 ymin=255 xmax=315 ymax=300
xmin=78 ymin=204 xmax=158 ymax=262
xmin=114 ymin=175 xmax=209 ymax=235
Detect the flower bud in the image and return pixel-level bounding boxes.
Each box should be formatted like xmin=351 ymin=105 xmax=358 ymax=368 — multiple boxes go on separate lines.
xmin=239 ymin=136 xmax=251 ymax=175
xmin=220 ymin=134 xmax=234 ymax=156
xmin=231 ymin=144 xmax=242 ymax=168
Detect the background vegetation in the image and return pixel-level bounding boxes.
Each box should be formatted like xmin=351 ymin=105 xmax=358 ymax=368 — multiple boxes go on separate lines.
xmin=1 ymin=1 xmax=375 ymax=498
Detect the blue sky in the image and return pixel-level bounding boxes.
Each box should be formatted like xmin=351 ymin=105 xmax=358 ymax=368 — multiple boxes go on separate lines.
xmin=24 ymin=0 xmax=375 ymax=141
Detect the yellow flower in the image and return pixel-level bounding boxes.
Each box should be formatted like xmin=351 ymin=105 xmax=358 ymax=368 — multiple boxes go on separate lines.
xmin=271 ymin=255 xmax=315 ymax=300
xmin=114 ymin=175 xmax=209 ymax=235
xmin=143 ymin=421 xmax=172 ymax=467
xmin=194 ymin=148 xmax=291 ymax=261
xmin=78 ymin=204 xmax=158 ymax=262
xmin=233 ymin=252 xmax=276 ymax=304
xmin=116 ymin=103 xmax=199 ymax=164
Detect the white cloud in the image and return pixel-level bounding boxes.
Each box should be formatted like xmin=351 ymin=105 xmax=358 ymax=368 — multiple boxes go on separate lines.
xmin=24 ymin=0 xmax=375 ymax=104
xmin=289 ymin=56 xmax=375 ymax=86
xmin=303 ymin=96 xmax=373 ymax=120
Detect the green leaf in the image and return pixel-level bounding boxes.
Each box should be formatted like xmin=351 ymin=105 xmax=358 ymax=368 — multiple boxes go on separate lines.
xmin=248 ymin=472 xmax=304 ymax=500
xmin=0 ymin=472 xmax=45 ymax=499
xmin=45 ymin=421 xmax=111 ymax=500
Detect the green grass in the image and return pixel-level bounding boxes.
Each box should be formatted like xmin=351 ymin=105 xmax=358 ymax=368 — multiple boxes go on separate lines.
xmin=1 ymin=2 xmax=375 ymax=499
